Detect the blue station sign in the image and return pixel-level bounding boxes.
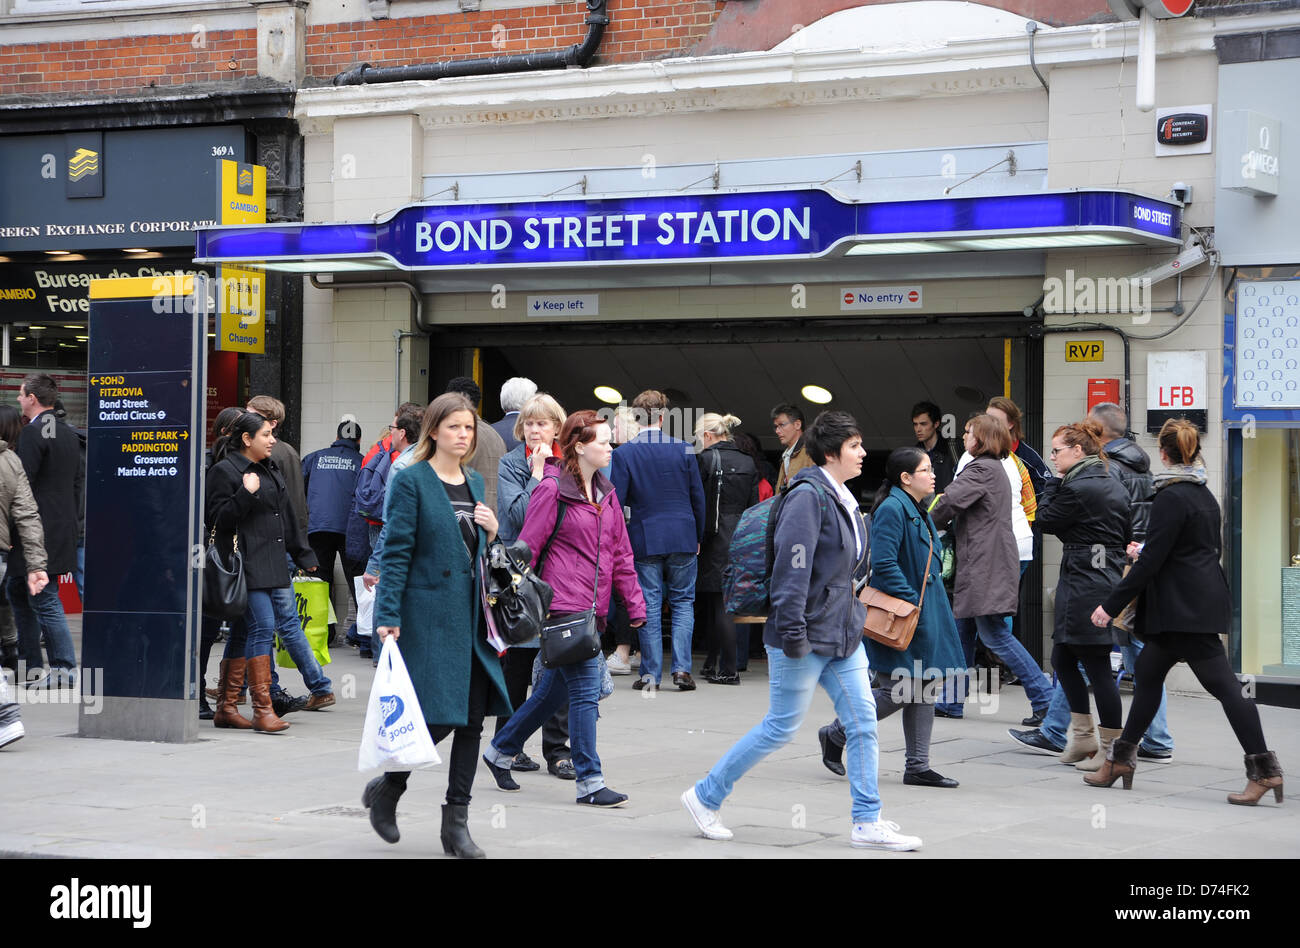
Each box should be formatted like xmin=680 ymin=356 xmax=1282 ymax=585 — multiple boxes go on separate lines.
xmin=195 ymin=188 xmax=1182 ymax=271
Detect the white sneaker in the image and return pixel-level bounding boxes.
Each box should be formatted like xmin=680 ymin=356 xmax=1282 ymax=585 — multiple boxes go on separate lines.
xmin=851 ymin=819 xmax=922 ymax=851
xmin=606 ymin=653 xmax=632 ymax=676
xmin=0 ymin=719 xmax=25 ymax=750
xmin=681 ymin=786 xmax=733 ymax=840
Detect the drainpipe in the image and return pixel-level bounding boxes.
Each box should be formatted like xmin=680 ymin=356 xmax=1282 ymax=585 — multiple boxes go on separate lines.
xmin=309 ymin=275 xmax=428 ymax=411
xmin=334 ymin=0 xmax=609 ymax=85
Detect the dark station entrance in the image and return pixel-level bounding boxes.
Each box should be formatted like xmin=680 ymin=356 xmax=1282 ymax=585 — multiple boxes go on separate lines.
xmin=431 ymin=315 xmax=1047 ymax=663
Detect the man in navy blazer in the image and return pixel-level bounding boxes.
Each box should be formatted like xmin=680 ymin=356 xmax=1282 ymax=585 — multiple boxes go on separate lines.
xmin=609 ymin=391 xmax=706 ymax=690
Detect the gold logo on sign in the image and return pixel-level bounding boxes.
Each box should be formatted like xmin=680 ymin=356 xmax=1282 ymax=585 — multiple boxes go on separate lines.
xmin=238 ymin=168 xmax=252 ymax=190
xmin=68 ymin=147 xmax=100 ymax=181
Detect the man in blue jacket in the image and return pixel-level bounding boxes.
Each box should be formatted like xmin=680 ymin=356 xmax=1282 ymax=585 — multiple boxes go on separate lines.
xmin=609 ymin=390 xmax=705 ymax=691
xmin=302 ymin=420 xmax=365 ymax=628
xmin=681 ymin=411 xmax=922 ymax=851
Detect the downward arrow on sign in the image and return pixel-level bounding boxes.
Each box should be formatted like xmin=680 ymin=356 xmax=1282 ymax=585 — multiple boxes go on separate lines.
xmin=533 ymin=302 xmax=540 ymax=310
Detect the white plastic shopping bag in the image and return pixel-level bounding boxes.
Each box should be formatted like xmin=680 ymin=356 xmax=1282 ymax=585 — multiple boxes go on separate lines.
xmin=358 ymin=637 xmax=441 ymax=772
xmin=353 ymin=576 xmax=375 ymax=641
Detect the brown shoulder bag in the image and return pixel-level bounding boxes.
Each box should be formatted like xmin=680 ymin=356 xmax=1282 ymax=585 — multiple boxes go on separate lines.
xmin=859 ymin=531 xmax=933 ymax=651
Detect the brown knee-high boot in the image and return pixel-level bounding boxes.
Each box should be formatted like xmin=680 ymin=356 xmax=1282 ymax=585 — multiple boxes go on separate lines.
xmin=246 ymin=654 xmax=290 ymax=733
xmin=213 ymin=658 xmax=252 ymax=729
xmin=1227 ymin=752 xmax=1283 ymax=806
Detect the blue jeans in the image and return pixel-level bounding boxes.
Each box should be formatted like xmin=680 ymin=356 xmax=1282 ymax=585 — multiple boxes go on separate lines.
xmin=695 ymin=644 xmax=882 ymax=823
xmin=635 ymin=552 xmax=697 ymax=683
xmin=6 ymin=559 xmax=77 ymax=672
xmin=244 ymin=586 xmax=331 ymax=696
xmin=972 ymin=613 xmax=1053 ymax=711
xmin=489 ymin=656 xmax=604 ymax=796
xmin=74 ymin=543 xmax=85 ymax=603
xmin=937 ymin=616 xmax=978 ymax=716
xmin=1040 ymin=640 xmax=1173 ymax=752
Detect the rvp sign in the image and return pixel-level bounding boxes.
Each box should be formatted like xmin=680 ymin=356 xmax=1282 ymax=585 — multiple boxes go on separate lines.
xmin=840 ymin=285 xmax=923 ymax=311
xmin=1066 ymin=340 xmax=1105 ymax=362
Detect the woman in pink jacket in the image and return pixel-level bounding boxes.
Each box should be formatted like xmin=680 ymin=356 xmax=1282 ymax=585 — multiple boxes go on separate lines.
xmin=482 ymin=409 xmax=646 ymax=807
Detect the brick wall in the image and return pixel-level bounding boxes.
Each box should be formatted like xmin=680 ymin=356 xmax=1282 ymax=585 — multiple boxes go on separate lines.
xmin=0 ymin=30 xmax=260 ymax=96
xmin=303 ymin=0 xmax=725 ymax=78
xmin=0 ymin=1 xmax=724 ymax=98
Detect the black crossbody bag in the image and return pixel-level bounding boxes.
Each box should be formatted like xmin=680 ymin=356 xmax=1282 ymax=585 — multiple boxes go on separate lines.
xmin=536 ymin=500 xmax=603 ymax=669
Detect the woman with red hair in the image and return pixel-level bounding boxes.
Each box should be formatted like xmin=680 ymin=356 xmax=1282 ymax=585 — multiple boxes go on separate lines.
xmin=482 ymin=410 xmax=646 ymax=807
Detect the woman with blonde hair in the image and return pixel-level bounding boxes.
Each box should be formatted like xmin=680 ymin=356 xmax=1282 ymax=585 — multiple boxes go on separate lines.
xmin=494 ymin=391 xmax=569 ymax=775
xmin=1086 ymin=420 xmax=1284 ymax=804
xmin=694 ymin=413 xmax=760 ymax=684
xmin=1036 ymin=419 xmax=1131 ymax=771
xmin=364 ymin=392 xmax=513 ymax=857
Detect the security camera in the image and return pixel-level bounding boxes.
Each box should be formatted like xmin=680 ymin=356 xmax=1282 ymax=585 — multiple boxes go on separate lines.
xmin=1168 ymin=182 xmax=1192 ymax=205
xmin=1126 ymin=238 xmax=1208 ymax=288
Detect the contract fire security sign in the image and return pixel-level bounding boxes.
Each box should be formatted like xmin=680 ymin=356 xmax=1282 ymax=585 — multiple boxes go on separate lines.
xmin=1146 ymin=350 xmax=1207 ymax=432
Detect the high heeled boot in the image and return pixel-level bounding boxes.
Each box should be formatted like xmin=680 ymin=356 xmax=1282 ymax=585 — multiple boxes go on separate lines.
xmin=1083 ymin=737 xmax=1138 ymax=788
xmin=1059 ymin=713 xmax=1099 ymax=765
xmin=362 ymin=774 xmax=405 ymax=843
xmin=1227 ymin=751 xmax=1284 ymax=806
xmin=246 ymin=654 xmax=290 ymax=733
xmin=441 ymin=804 xmax=485 ymax=858
xmin=212 ymin=658 xmax=252 ymax=729
xmin=1077 ymin=726 xmax=1123 ymax=772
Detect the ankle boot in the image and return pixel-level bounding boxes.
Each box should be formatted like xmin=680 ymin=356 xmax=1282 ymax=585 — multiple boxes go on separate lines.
xmin=1077 ymin=726 xmax=1122 ymax=772
xmin=818 ymin=724 xmax=846 ymax=777
xmin=1083 ymin=737 xmax=1138 ymax=788
xmin=1227 ymin=751 xmax=1284 ymax=806
xmin=441 ymin=804 xmax=486 ymax=858
xmin=362 ymin=774 xmax=405 ymax=843
xmin=1059 ymin=712 xmax=1099 ymax=765
xmin=213 ymin=658 xmax=252 ymax=729
xmin=246 ymin=654 xmax=290 ymax=733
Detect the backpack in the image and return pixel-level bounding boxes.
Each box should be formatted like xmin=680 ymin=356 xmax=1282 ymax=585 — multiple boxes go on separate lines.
xmin=724 ymin=477 xmax=871 ymax=617
xmin=354 ymin=447 xmax=394 ymax=522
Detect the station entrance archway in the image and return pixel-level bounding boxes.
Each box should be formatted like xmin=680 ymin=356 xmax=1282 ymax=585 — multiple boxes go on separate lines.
xmin=431 ymin=316 xmax=1047 ymax=661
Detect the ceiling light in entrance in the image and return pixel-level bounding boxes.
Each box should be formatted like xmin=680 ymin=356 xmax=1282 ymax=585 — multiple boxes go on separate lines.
xmin=845 ymin=241 xmax=948 ymax=255
xmin=593 ymin=386 xmax=622 ymax=404
xmin=801 ymin=385 xmax=833 ymax=404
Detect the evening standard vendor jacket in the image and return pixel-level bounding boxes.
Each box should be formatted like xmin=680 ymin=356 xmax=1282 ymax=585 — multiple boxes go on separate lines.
xmin=206 ymin=452 xmax=319 ymax=590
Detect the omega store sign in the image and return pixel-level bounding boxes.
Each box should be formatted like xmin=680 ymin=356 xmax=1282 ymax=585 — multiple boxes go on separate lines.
xmin=0 ymin=125 xmax=248 ymax=253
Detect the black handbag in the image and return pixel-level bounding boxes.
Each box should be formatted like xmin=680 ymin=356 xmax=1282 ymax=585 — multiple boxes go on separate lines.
xmin=537 ymin=501 xmax=603 ymax=669
xmin=203 ymin=528 xmax=247 ymax=620
xmin=485 ymin=538 xmax=554 ymax=647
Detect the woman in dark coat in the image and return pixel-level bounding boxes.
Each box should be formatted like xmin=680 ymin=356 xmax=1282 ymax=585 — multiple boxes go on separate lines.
xmin=931 ymin=414 xmax=1054 ymax=719
xmin=206 ymin=412 xmax=322 ymax=733
xmin=1036 ymin=419 xmax=1131 ymax=771
xmin=366 ymin=393 xmax=513 ymax=858
xmin=1086 ymin=420 xmax=1284 ymax=804
xmin=198 ymin=406 xmax=245 ymax=721
xmin=819 ymin=447 xmax=964 ymax=787
xmin=694 ymin=413 xmax=760 ymax=684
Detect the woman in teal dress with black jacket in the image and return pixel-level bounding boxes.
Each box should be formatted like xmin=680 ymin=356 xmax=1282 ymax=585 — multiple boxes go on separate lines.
xmin=819 ymin=446 xmax=965 ymax=788
xmin=362 ymin=392 xmax=513 ymax=859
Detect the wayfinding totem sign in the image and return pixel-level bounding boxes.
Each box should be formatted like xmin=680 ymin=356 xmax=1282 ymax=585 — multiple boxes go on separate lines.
xmin=80 ymin=274 xmax=208 ymax=742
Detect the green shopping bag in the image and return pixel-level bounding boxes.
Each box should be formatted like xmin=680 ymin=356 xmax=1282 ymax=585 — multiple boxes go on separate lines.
xmin=276 ymin=576 xmax=332 ymax=668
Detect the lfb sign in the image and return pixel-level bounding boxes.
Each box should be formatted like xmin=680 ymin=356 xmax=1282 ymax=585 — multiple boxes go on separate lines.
xmin=1147 ymin=350 xmax=1207 ymax=433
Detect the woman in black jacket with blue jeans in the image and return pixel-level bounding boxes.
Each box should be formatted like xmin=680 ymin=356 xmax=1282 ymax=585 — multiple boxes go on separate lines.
xmin=206 ymin=412 xmax=322 ymax=733
xmin=1037 ymin=419 xmax=1131 ymax=772
xmin=1086 ymin=420 xmax=1284 ymax=804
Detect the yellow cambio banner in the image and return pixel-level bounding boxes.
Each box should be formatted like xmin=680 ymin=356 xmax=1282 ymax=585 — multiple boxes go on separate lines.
xmin=217 ymin=160 xmax=267 ymax=353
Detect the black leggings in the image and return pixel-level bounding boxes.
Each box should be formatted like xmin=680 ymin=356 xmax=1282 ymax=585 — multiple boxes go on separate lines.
xmin=1052 ymin=643 xmax=1122 ymax=729
xmin=1122 ymin=637 xmax=1267 ymax=755
xmin=699 ymin=591 xmax=737 ymax=677
xmin=388 ymin=655 xmax=491 ymax=806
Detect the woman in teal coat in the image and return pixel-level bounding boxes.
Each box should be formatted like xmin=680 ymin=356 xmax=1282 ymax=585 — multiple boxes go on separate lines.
xmin=363 ymin=392 xmax=513 ymax=859
xmin=819 ymin=447 xmax=964 ymax=788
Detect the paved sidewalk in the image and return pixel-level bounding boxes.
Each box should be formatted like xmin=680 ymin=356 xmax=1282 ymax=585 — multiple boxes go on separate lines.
xmin=2 ymin=632 xmax=1296 ymax=859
